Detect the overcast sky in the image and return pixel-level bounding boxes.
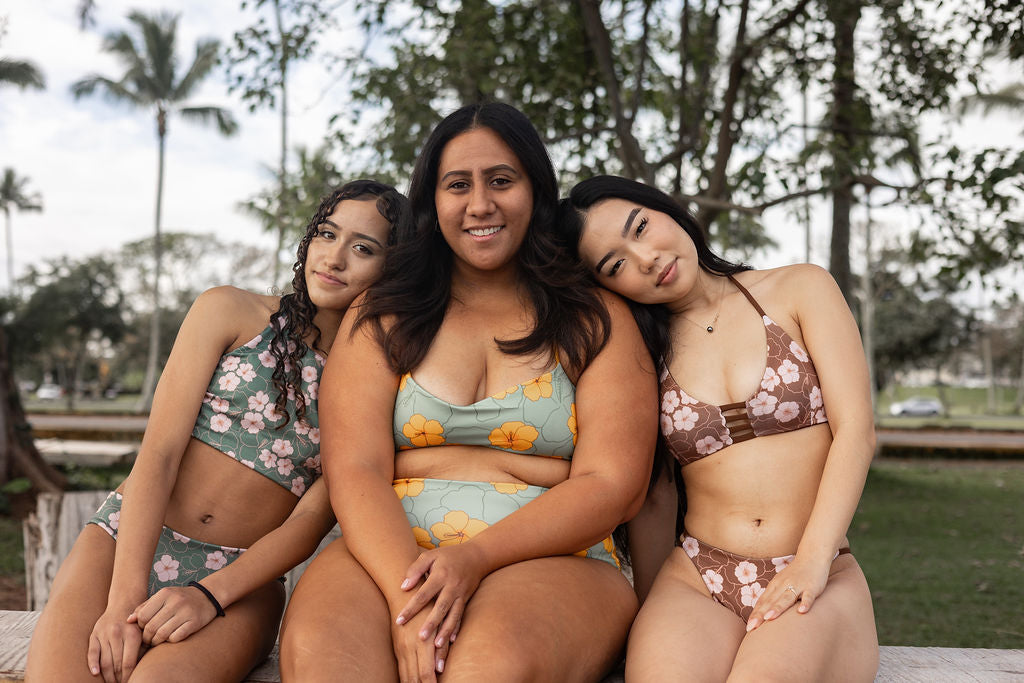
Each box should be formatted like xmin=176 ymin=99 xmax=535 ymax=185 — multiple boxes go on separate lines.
xmin=1 ymin=1 xmax=1020 ymax=300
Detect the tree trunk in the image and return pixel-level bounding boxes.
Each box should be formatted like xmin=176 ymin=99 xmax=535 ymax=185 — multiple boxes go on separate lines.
xmin=1014 ymin=345 xmax=1024 ymax=415
xmin=4 ymin=209 xmax=13 ymax=294
xmin=0 ymin=326 xmax=65 ymax=494
xmin=136 ymin=112 xmax=167 ymax=413
xmin=827 ymin=0 xmax=861 ymax=306
xmin=274 ymin=0 xmax=288 ymax=291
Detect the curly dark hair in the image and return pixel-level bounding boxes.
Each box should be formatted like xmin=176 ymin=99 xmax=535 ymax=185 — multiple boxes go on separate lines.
xmin=358 ymin=102 xmax=610 ymax=374
xmin=268 ymin=179 xmax=409 ymax=428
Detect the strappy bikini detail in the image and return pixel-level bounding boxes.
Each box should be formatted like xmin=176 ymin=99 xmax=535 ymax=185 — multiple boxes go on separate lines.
xmin=660 ymin=275 xmax=828 ymax=466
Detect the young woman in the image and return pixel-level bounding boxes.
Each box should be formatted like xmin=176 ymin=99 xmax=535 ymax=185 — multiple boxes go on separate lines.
xmin=559 ymin=176 xmax=878 ymax=681
xmin=26 ymin=180 xmax=408 ymax=683
xmin=278 ymin=104 xmax=656 ymax=682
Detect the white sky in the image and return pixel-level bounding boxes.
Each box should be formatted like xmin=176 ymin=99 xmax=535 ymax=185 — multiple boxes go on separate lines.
xmin=1 ymin=0 xmax=1020 ymax=302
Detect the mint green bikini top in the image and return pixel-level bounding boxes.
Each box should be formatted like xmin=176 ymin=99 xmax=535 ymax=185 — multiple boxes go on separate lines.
xmin=393 ymin=357 xmax=577 ymax=460
xmin=191 ymin=317 xmax=324 ymax=497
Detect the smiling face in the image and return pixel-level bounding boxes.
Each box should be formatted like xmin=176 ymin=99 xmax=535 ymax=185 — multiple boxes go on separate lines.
xmin=303 ymin=198 xmax=391 ymax=313
xmin=577 ymin=197 xmax=701 ymax=305
xmin=433 ymin=126 xmax=534 ymax=276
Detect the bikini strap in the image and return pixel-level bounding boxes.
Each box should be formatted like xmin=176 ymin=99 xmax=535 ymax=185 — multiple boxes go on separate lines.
xmin=726 ymin=273 xmax=767 ymax=317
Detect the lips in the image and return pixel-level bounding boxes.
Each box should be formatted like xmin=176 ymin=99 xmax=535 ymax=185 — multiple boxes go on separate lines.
xmin=655 ymin=260 xmax=676 ymax=286
xmin=315 ymin=271 xmax=345 ymax=286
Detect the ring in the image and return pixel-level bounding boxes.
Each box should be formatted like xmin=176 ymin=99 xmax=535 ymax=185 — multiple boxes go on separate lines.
xmin=785 ymin=585 xmax=798 ymax=597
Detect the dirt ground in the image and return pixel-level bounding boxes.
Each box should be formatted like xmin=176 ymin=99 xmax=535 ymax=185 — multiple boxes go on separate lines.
xmin=0 ymin=574 xmax=27 ymax=610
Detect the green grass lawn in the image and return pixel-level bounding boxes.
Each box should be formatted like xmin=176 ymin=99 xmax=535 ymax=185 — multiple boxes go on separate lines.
xmin=851 ymin=459 xmax=1024 ymax=648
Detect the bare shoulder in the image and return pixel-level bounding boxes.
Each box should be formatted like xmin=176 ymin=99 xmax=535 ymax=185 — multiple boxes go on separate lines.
xmin=735 ymin=264 xmax=839 ymax=305
xmin=185 ymin=286 xmax=281 ymax=348
xmin=594 ymin=287 xmax=635 ymax=323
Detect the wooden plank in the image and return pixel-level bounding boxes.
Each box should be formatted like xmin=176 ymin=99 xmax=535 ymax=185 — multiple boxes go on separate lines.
xmin=0 ymin=611 xmax=38 ymax=681
xmin=34 ymin=438 xmax=138 ymax=467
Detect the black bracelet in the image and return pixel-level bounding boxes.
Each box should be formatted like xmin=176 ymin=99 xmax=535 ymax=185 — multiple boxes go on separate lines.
xmin=188 ymin=580 xmax=226 ymax=618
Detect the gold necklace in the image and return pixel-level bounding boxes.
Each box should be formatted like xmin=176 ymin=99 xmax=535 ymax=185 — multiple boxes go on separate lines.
xmin=679 ymin=276 xmax=727 ymax=334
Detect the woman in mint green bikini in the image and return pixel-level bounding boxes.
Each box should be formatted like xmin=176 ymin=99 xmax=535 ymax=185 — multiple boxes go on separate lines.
xmin=279 ymin=103 xmax=657 ymax=682
xmin=26 ymin=180 xmax=407 ymax=683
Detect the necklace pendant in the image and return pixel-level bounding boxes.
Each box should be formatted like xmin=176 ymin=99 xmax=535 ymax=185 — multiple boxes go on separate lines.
xmin=706 ymin=325 xmax=714 ymax=333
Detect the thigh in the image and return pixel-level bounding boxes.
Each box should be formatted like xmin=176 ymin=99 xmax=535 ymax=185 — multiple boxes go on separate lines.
xmin=25 ymin=525 xmax=116 ymax=683
xmin=443 ymin=556 xmax=637 ymax=683
xmin=626 ymin=548 xmax=744 ymax=682
xmin=128 ymin=579 xmax=284 ymax=683
xmin=731 ymin=554 xmax=878 ymax=682
xmin=278 ymin=536 xmax=396 ymax=682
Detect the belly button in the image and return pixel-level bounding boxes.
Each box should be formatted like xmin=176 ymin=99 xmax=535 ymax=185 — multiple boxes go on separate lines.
xmin=753 ymin=518 xmax=763 ymax=527
xmin=200 ymin=514 xmax=214 ymax=524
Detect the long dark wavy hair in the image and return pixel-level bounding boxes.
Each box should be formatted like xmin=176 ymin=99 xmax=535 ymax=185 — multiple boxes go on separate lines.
xmin=558 ymin=175 xmax=751 ymax=545
xmin=269 ymin=179 xmax=409 ymax=427
xmin=359 ymin=102 xmax=610 ymax=374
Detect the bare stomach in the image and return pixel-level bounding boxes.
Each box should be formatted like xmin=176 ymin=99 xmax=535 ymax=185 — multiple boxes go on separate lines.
xmin=394 ymin=445 xmax=571 ymax=489
xmin=681 ymin=424 xmax=843 ymax=557
xmin=154 ymin=439 xmax=298 ymax=548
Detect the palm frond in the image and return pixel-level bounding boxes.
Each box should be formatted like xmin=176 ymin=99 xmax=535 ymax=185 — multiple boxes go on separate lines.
xmin=70 ymin=75 xmax=146 ymax=106
xmin=958 ymin=83 xmax=1024 ymax=118
xmin=128 ymin=10 xmax=180 ymax=96
xmin=178 ymin=106 xmax=239 ymax=136
xmin=0 ymin=58 xmax=46 ymax=90
xmin=173 ymin=39 xmax=222 ymax=100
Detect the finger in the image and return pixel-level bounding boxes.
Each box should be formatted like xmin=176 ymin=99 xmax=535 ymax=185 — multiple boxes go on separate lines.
xmin=797 ymin=590 xmax=816 ymax=614
xmin=120 ymin=638 xmax=139 ymax=683
xmin=133 ymin=594 xmax=161 ymax=627
xmin=151 ymin=614 xmax=186 ymax=647
xmin=417 ymin=636 xmax=438 ymax=683
xmin=143 ymin=610 xmax=168 ymax=645
xmin=434 ymin=597 xmax=463 ymax=648
xmin=401 ymin=552 xmax=436 ymax=591
xmin=419 ymin=593 xmax=453 ymax=641
xmin=167 ymin=617 xmax=199 ymax=643
xmin=87 ymin=634 xmax=101 ymax=677
xmin=109 ymin=637 xmax=123 ymax=683
xmin=396 ymin=581 xmax=441 ymax=626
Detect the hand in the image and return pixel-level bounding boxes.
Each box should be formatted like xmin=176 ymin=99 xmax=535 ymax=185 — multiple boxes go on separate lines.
xmin=394 ymin=543 xmax=487 ymax=648
xmin=87 ymin=604 xmax=144 ymax=683
xmin=390 ymin=605 xmax=449 ymax=682
xmin=127 ymin=584 xmax=219 ymax=646
xmin=745 ymin=554 xmax=831 ymax=632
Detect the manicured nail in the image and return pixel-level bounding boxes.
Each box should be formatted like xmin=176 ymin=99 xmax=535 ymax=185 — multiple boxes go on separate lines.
xmin=798 ymin=604 xmax=809 ymax=613
xmin=763 ymin=610 xmax=776 ymax=620
xmin=746 ymin=618 xmax=758 ymax=632
xmin=91 ymin=667 xmax=99 ymax=675
xmin=437 ymin=659 xmax=445 ymax=673
xmin=435 ymin=635 xmax=445 ymax=647
xmin=451 ymin=632 xmax=457 ymax=642
xmin=400 ymin=578 xmax=411 ymax=589
xmin=420 ymin=628 xmax=430 ymax=640
xmin=395 ymin=615 xmax=406 ymax=625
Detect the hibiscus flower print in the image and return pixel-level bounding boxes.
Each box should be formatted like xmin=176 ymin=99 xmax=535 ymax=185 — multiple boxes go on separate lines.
xmin=210 ymin=397 xmax=230 ymax=414
xmin=677 ymin=389 xmax=698 ymax=405
xmin=493 ymin=482 xmax=528 ymax=495
xmin=522 ymin=373 xmax=553 ymax=402
xmin=789 ymin=340 xmax=810 ymax=362
xmin=772 ymin=555 xmax=794 ymax=572
xmin=258 ymin=449 xmax=277 ymax=469
xmin=734 ymin=561 xmax=758 ymax=585
xmin=673 ymin=406 xmax=698 ymax=431
xmin=740 ymin=582 xmax=764 ymax=608
xmin=221 ymin=356 xmax=240 ymax=373
xmin=153 ymin=555 xmax=180 ymax=582
xmin=308 ymin=428 xmax=320 ymax=444
xmin=490 ymin=384 xmax=519 ymax=400
xmin=258 ymin=349 xmax=276 ymax=368
xmin=303 ymin=455 xmax=321 ymax=473
xmin=272 ymin=439 xmax=294 ymax=458
xmin=431 ymin=510 xmax=489 ymax=547
xmin=245 ymin=334 xmax=263 ymax=349
xmin=761 ymin=367 xmax=781 ymax=391
xmin=412 ymin=526 xmax=435 ymax=550
xmin=307 ymin=381 xmax=319 ymax=400
xmin=402 ymin=414 xmax=445 ymax=447
xmin=660 ymin=413 xmax=675 ymax=436
xmin=301 ymin=365 xmax=318 ymax=383
xmin=488 ymin=421 xmax=539 ymax=451
xmin=237 ymin=363 xmax=257 ymax=382
xmin=294 ymin=420 xmax=310 ymax=436
xmin=241 ymin=411 xmax=265 ymax=434
xmin=210 ymin=414 xmax=231 ymax=433
xmin=567 ymin=403 xmax=577 ymax=445
xmin=248 ymin=391 xmax=271 ymax=410
xmin=702 ymin=569 xmax=724 ymax=594
xmin=661 ymin=390 xmax=680 ymax=414
xmin=106 ymin=510 xmax=120 ymax=530
xmin=777 ymin=359 xmax=800 ymax=384
xmin=814 ymin=408 xmax=827 ymax=423
xmin=263 ymin=404 xmax=284 ymax=423
xmin=291 ymin=477 xmax=306 ymax=496
xmin=171 ymin=531 xmax=191 ymax=543
xmin=205 ymin=551 xmax=228 ymax=570
xmin=749 ymin=391 xmax=778 ymax=417
xmin=218 ymin=372 xmax=241 ymax=392
xmin=394 ymin=478 xmax=425 ymax=499
xmin=809 ymin=386 xmax=823 ymax=410
xmin=695 ymin=435 xmax=724 ymax=456
xmin=681 ymin=537 xmax=699 ymax=558
xmin=774 ymin=401 xmax=800 ymax=423
xmin=277 ymin=459 xmax=295 ymax=477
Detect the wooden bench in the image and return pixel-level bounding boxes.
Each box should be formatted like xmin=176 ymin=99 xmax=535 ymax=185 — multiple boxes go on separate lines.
xmin=2 ymin=611 xmax=1022 ymax=682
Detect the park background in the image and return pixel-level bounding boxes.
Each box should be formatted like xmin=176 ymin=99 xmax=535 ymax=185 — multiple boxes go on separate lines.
xmin=1 ymin=0 xmax=1022 ymax=650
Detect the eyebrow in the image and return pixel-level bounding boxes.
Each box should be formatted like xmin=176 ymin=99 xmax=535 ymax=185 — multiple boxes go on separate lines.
xmin=439 ymin=164 xmax=520 ymax=183
xmin=594 ymin=207 xmax=642 ymax=274
xmin=321 ymin=218 xmax=384 ymax=248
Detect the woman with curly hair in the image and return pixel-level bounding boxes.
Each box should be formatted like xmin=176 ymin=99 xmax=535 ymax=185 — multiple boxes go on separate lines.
xmin=26 ymin=179 xmax=408 ymax=683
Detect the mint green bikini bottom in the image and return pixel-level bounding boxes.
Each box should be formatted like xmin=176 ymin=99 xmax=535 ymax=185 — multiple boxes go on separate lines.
xmin=392 ymin=478 xmax=621 ymax=571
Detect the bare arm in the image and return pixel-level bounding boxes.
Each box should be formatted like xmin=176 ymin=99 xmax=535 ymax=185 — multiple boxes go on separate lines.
xmin=626 ymin=462 xmax=680 ymax=603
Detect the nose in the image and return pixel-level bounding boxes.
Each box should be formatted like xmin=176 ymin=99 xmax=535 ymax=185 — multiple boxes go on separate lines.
xmin=466 ymin=182 xmax=496 ymax=217
xmin=634 ymin=245 xmax=658 ymax=274
xmin=321 ymin=242 xmax=347 ymax=271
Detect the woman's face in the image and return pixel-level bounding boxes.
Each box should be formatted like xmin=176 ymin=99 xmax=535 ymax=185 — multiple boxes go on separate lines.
xmin=304 ymin=198 xmax=391 ymax=312
xmin=434 ymin=126 xmax=534 ymax=275
xmin=577 ymin=198 xmax=699 ymax=305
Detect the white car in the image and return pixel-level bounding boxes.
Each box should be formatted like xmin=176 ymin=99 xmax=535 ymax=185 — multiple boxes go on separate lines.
xmin=35 ymin=383 xmax=63 ymax=400
xmin=889 ymin=396 xmax=943 ymax=417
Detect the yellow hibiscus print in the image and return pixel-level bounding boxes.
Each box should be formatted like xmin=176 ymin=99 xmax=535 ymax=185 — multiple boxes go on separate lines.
xmin=412 ymin=526 xmax=435 ymax=550
xmin=393 ymin=478 xmax=425 ymax=499
xmin=488 ymin=421 xmax=539 ymax=451
xmin=492 ymin=482 xmax=528 ymax=495
xmin=431 ymin=510 xmax=489 ymax=547
xmin=491 ymin=384 xmax=519 ymax=400
xmin=402 ymin=414 xmax=445 ymax=447
xmin=603 ymin=536 xmax=621 ymax=569
xmin=574 ymin=549 xmax=588 ymax=558
xmin=522 ymin=373 xmax=553 ymax=401
xmin=568 ymin=402 xmax=577 ymax=445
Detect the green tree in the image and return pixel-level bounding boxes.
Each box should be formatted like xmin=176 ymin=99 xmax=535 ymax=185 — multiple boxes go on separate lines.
xmin=71 ymin=10 xmax=238 ymax=412
xmin=0 ymin=168 xmax=42 ymax=294
xmin=0 ymin=16 xmax=46 ymax=91
xmin=226 ymin=0 xmax=336 ymax=287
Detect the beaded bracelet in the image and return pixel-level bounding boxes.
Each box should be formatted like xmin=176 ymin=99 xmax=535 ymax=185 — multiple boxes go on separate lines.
xmin=188 ymin=580 xmax=226 ymax=618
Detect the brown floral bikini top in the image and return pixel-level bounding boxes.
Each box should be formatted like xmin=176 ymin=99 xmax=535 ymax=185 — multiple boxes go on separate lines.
xmin=659 ymin=275 xmax=828 ymax=467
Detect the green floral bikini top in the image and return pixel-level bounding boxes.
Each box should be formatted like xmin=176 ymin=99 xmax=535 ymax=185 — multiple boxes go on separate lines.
xmin=393 ymin=358 xmax=577 ymax=460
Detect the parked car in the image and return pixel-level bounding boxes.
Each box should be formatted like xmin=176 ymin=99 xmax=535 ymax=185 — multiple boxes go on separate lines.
xmin=889 ymin=396 xmax=943 ymax=416
xmin=35 ymin=383 xmax=63 ymax=400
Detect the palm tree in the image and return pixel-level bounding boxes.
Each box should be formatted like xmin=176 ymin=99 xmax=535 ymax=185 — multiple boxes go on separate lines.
xmin=0 ymin=57 xmax=45 ymax=91
xmin=0 ymin=169 xmax=43 ymax=294
xmin=71 ymin=10 xmax=238 ymax=412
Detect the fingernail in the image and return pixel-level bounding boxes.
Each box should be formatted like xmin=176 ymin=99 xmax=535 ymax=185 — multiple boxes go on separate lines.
xmin=395 ymin=615 xmax=406 ymax=625
xmin=799 ymin=605 xmax=809 ymax=613
xmin=91 ymin=667 xmax=99 ymax=675
xmin=400 ymin=578 xmax=411 ymax=589
xmin=437 ymin=659 xmax=445 ymax=673
xmin=764 ymin=610 xmax=776 ymax=620
xmin=746 ymin=618 xmax=758 ymax=632
xmin=420 ymin=629 xmax=429 ymax=640
xmin=435 ymin=636 xmax=444 ymax=647
xmin=451 ymin=632 xmax=457 ymax=642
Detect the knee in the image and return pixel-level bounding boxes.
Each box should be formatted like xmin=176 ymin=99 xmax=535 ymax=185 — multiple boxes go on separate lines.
xmin=444 ymin=640 xmax=540 ymax=683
